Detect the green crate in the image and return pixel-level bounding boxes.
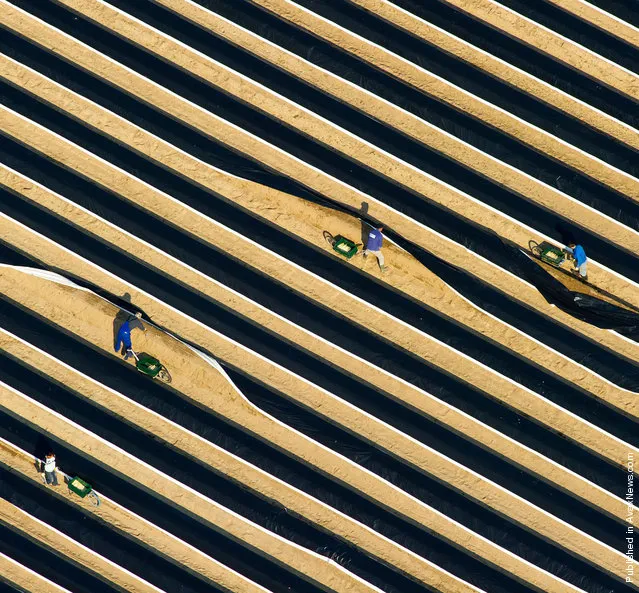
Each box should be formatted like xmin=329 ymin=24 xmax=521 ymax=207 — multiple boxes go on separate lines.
xmin=68 ymin=476 xmax=93 ymax=498
xmin=332 ymin=235 xmax=359 ymax=259
xmin=537 ymin=241 xmax=566 ymax=266
xmin=136 ymin=355 xmax=163 ymax=378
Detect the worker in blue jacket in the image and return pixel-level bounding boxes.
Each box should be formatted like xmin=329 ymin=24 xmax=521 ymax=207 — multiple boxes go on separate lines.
xmin=114 ymin=312 xmax=146 ymax=360
xmin=363 ymin=225 xmax=386 ymax=272
xmin=563 ymin=242 xmax=588 ymax=281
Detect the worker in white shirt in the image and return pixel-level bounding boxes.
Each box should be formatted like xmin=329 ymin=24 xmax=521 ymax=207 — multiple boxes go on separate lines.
xmin=43 ymin=452 xmax=59 ymax=486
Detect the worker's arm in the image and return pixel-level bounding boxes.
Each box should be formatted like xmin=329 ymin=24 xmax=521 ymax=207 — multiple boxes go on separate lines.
xmin=128 ymin=318 xmax=147 ymax=333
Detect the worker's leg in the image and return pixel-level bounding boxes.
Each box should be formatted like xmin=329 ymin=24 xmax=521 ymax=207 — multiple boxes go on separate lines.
xmin=578 ymin=262 xmax=588 ymax=281
xmin=363 ymin=249 xmax=385 ymax=271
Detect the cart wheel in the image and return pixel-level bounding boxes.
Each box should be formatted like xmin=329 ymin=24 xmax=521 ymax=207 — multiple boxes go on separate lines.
xmin=528 ymin=240 xmax=541 ymax=258
xmin=156 ymin=366 xmax=172 ymax=384
xmin=323 ymin=231 xmax=335 ymax=247
xmin=87 ymin=491 xmax=101 ymax=507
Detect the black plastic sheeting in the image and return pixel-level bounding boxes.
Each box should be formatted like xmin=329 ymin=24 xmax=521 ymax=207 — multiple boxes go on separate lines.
xmin=0 ymin=468 xmax=226 ymax=593
xmin=583 ymin=0 xmax=639 ymax=28
xmin=0 ymin=354 xmax=439 ymax=593
xmin=505 ymin=242 xmax=639 ymax=337
xmin=0 ymin=244 xmax=632 ymax=593
xmin=0 ymin=581 xmax=22 ymax=593
xmin=0 ymin=522 xmax=121 ymax=593
xmin=9 ymin=0 xmax=639 ymax=263
xmin=491 ymin=0 xmax=639 ymax=74
xmin=3 ymin=11 xmax=639 ymax=381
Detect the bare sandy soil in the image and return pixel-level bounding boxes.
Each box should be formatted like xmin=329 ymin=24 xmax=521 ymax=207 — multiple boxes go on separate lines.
xmin=439 ymin=0 xmax=639 ymax=100
xmin=0 ymin=223 xmax=634 ymax=588
xmin=540 ymin=0 xmax=639 ymax=48
xmin=0 ymin=327 xmax=483 ymax=593
xmin=33 ymin=1 xmax=639 ymax=255
xmin=0 ymin=551 xmax=71 ymax=593
xmin=3 ymin=167 xmax=629 ymax=526
xmin=2 ymin=1 xmax=639 ymax=589
xmin=7 ymin=1 xmax=639 ymax=324
xmin=345 ymin=0 xmax=639 ymax=149
xmin=0 ymin=333 xmax=379 ymax=593
xmin=0 ymin=267 xmax=601 ymax=592
xmin=127 ymin=0 xmax=639 ymax=251
xmin=5 ymin=3 xmax=639 ymax=324
xmin=4 ymin=108 xmax=637 ymax=469
xmin=0 ymin=437 xmax=270 ymax=593
xmin=0 ymin=495 xmax=160 ymax=593
xmin=3 ymin=56 xmax=639 ymax=426
xmin=246 ymin=0 xmax=639 ymax=200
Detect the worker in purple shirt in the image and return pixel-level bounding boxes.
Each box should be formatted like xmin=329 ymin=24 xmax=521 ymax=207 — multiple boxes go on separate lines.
xmin=563 ymin=242 xmax=588 ymax=281
xmin=363 ymin=225 xmax=386 ymax=273
xmin=114 ymin=312 xmax=146 ymax=360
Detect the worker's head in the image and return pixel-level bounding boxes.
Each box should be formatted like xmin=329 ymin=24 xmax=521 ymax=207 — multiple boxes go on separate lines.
xmin=568 ymin=242 xmax=576 ymax=248
xmin=46 ymin=452 xmax=54 ymax=458
xmin=377 ymin=226 xmax=384 ymax=232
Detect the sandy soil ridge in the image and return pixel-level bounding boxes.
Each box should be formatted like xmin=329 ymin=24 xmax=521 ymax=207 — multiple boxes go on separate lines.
xmin=0 ymin=326 xmax=486 ymax=593
xmin=539 ymin=0 xmax=639 ymax=48
xmin=4 ymin=1 xmax=639 ymax=318
xmin=244 ymin=0 xmax=639 ymax=199
xmin=438 ymin=0 xmax=639 ymax=100
xmin=140 ymin=0 xmax=639 ymax=286
xmin=0 ymin=438 xmax=273 ymax=593
xmin=0 ymin=496 xmax=165 ymax=593
xmin=0 ymin=551 xmax=73 ymax=593
xmin=39 ymin=0 xmax=639 ymax=254
xmin=0 ymin=375 xmax=384 ymax=593
xmin=2 ymin=107 xmax=636 ymax=469
xmin=344 ymin=0 xmax=639 ymax=147
xmin=0 ymin=230 xmax=635 ymax=588
xmin=0 ymin=270 xmax=593 ymax=593
xmin=2 ymin=164 xmax=629 ymax=523
xmin=3 ymin=58 xmax=639 ymax=426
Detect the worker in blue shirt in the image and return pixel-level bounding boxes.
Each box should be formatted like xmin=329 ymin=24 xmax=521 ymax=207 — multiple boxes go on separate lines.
xmin=114 ymin=312 xmax=146 ymax=360
xmin=363 ymin=225 xmax=386 ymax=272
xmin=563 ymin=242 xmax=588 ymax=281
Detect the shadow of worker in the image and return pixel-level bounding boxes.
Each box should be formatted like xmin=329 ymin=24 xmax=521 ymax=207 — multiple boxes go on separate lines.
xmin=112 ymin=292 xmax=133 ymax=355
xmin=359 ymin=201 xmax=373 ymax=247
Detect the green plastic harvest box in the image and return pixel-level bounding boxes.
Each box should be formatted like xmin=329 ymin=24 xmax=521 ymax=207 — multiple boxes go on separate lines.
xmin=68 ymin=476 xmax=93 ymax=498
xmin=332 ymin=235 xmax=359 ymax=259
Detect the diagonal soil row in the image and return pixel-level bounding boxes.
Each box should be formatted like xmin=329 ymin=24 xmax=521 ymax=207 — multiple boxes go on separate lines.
xmin=2 ymin=165 xmax=628 ymax=523
xmin=245 ymin=0 xmax=639 ymax=199
xmin=0 ymin=233 xmax=633 ymax=586
xmin=4 ymin=1 xmax=639 ymax=316
xmin=3 ymin=58 xmax=639 ymax=424
xmin=0 ymin=551 xmax=72 ymax=593
xmin=0 ymin=438 xmax=272 ymax=593
xmin=536 ymin=0 xmax=639 ymax=48
xmin=42 ymin=0 xmax=639 ymax=260
xmin=3 ymin=109 xmax=635 ymax=470
xmin=0 ymin=326 xmax=483 ymax=593
xmin=344 ymin=0 xmax=639 ymax=146
xmin=438 ymin=0 xmax=639 ymax=100
xmin=0 ymin=496 xmax=164 ymax=593
xmin=141 ymin=0 xmax=639 ymax=282
xmin=0 ymin=373 xmax=382 ymax=593
xmin=0 ymin=270 xmax=590 ymax=593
